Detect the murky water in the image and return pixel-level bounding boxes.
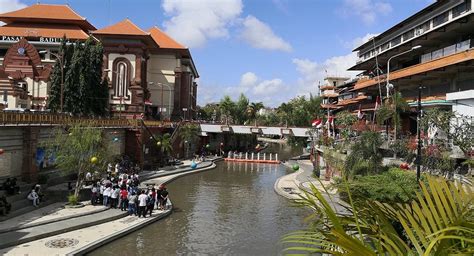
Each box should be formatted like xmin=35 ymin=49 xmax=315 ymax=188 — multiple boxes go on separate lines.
xmin=89 ymin=144 xmax=307 ymax=256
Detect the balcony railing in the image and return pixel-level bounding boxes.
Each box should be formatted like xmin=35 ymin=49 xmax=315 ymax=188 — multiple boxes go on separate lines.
xmin=0 ymin=112 xmax=173 ymax=128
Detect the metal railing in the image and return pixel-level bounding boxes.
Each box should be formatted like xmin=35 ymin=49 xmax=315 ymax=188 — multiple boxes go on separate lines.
xmin=0 ymin=112 xmax=173 ymax=128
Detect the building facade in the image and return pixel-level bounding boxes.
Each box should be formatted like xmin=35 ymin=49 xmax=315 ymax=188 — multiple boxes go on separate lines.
xmin=335 ymin=0 xmax=474 ymax=133
xmin=0 ymin=4 xmax=198 ymax=120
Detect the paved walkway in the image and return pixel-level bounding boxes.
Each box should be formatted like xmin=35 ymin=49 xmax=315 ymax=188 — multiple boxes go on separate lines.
xmin=0 ymin=209 xmax=171 ymax=256
xmin=275 ymin=160 xmax=347 ymax=214
xmin=0 ymin=157 xmax=220 ymax=255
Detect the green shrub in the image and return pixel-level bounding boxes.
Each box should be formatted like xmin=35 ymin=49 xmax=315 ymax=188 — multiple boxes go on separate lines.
xmin=68 ymin=194 xmax=79 ymax=205
xmin=335 ymin=168 xmax=421 ymax=204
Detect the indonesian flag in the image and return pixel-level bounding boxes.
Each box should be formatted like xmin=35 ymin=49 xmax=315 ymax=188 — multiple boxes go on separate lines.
xmin=357 ymin=104 xmax=364 ymax=119
xmin=312 ymin=118 xmax=323 ymax=128
xmin=326 ymin=116 xmax=334 ymax=127
xmin=374 ymin=96 xmax=381 ymax=110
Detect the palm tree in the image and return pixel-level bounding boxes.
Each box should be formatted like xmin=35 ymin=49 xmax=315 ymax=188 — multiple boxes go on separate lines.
xmin=179 ymin=124 xmax=200 ymax=158
xmin=283 ymin=175 xmax=474 ymax=255
xmin=156 ymin=133 xmax=172 ymax=154
xmin=247 ymin=102 xmax=264 ymax=126
xmin=391 ymin=91 xmax=409 ymax=142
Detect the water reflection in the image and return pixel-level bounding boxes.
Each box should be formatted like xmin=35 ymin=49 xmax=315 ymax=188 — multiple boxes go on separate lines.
xmin=89 ymin=145 xmax=306 ymax=256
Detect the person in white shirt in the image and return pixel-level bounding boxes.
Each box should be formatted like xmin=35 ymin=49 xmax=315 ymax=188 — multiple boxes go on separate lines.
xmin=103 ymin=186 xmax=112 ymax=207
xmin=110 ymin=186 xmax=120 ymax=208
xmin=137 ymin=190 xmax=148 ymax=218
xmin=27 ymin=189 xmax=39 ymax=207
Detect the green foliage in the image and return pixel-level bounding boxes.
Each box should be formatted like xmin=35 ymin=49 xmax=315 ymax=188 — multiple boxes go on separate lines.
xmin=276 ymin=94 xmax=323 ymax=127
xmin=344 ymin=131 xmax=383 ymax=179
xmin=156 ymin=133 xmax=173 ymax=154
xmin=335 ymin=168 xmax=421 ymax=204
xmin=219 ymin=95 xmax=236 ymax=124
xmin=67 ymin=194 xmax=79 ymax=205
xmin=335 ymin=110 xmax=357 ymax=147
xmin=48 ymin=123 xmax=111 ymax=197
xmin=179 ymin=124 xmax=200 ymax=144
xmin=283 ymin=175 xmax=474 ymax=255
xmin=48 ymin=37 xmax=108 ymax=116
xmin=234 ymin=93 xmax=249 ymax=125
xmin=392 ymin=139 xmax=416 ymax=163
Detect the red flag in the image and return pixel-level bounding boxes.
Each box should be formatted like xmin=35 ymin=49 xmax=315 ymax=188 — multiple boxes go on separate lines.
xmin=312 ymin=118 xmax=322 ymax=128
xmin=374 ymin=96 xmax=381 ymax=110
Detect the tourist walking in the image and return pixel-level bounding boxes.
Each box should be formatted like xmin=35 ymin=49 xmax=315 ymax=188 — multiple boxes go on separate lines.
xmin=120 ymin=187 xmax=128 ymax=211
xmin=127 ymin=191 xmax=137 ymax=216
xmin=0 ymin=195 xmax=11 ymax=215
xmin=91 ymin=183 xmax=98 ymax=205
xmin=99 ymin=182 xmax=104 ymax=204
xmin=27 ymin=189 xmax=39 ymax=207
xmin=156 ymin=185 xmax=164 ymax=209
xmin=138 ymin=190 xmax=148 ymax=218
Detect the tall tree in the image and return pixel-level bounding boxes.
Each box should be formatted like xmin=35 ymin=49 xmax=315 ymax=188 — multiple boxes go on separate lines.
xmin=48 ymin=123 xmax=112 ymax=199
xmin=48 ymin=37 xmax=73 ymax=111
xmin=219 ymin=95 xmax=235 ymax=124
xmin=234 ymin=93 xmax=249 ymax=125
xmin=49 ymin=37 xmax=108 ymax=116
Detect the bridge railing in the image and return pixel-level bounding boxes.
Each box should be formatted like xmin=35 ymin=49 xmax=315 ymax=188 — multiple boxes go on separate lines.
xmin=0 ymin=112 xmax=173 ymax=128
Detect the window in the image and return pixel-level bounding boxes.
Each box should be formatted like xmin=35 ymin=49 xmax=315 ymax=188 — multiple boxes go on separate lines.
xmin=452 ymin=1 xmax=469 ymax=18
xmin=333 ymin=81 xmax=337 ymax=87
xmin=443 ymin=44 xmax=456 ymax=56
xmin=390 ymin=36 xmax=401 ymax=47
xmin=456 ymin=39 xmax=470 ymax=51
xmin=112 ymin=58 xmax=131 ymax=98
xmin=0 ymin=49 xmax=7 ymax=58
xmin=381 ymin=43 xmax=389 ymax=51
xmin=402 ymin=30 xmax=415 ymax=41
xmin=432 ymin=49 xmax=443 ymax=59
xmin=415 ymin=21 xmax=431 ymax=35
xmin=433 ymin=12 xmax=448 ymax=27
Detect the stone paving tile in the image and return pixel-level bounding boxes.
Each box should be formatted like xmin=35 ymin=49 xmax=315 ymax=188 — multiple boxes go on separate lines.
xmin=0 ymin=210 xmax=170 ymax=255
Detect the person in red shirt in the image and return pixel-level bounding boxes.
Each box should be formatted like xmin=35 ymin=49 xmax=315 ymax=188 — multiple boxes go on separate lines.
xmin=120 ymin=187 xmax=129 ymax=211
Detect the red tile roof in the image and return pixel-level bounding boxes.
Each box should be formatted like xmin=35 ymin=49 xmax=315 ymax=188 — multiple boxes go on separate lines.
xmin=93 ymin=19 xmax=148 ymax=36
xmin=0 ymin=23 xmax=89 ymax=40
xmin=148 ymin=26 xmax=185 ymax=49
xmin=0 ymin=4 xmax=95 ymax=30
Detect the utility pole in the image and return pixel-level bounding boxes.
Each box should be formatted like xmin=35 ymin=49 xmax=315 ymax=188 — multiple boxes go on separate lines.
xmin=416 ymin=85 xmax=423 ymax=182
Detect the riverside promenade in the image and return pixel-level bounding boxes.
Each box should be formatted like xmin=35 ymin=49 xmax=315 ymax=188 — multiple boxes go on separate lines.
xmin=0 ymin=157 xmax=220 ymax=255
xmin=274 ymin=159 xmax=347 ymax=214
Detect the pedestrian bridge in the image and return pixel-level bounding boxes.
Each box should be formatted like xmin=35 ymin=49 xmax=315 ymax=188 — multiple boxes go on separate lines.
xmin=199 ymin=124 xmax=312 ymax=137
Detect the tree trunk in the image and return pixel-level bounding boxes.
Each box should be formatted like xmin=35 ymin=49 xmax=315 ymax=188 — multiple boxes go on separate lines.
xmin=74 ymin=177 xmax=83 ymax=200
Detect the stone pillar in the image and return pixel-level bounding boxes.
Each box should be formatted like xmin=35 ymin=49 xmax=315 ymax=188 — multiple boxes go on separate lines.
xmin=172 ymin=67 xmax=182 ymax=119
xmin=134 ymin=54 xmax=142 ymax=86
xmin=22 ymin=127 xmax=39 ymax=183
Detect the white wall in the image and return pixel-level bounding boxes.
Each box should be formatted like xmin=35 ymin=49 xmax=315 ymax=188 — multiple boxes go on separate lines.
xmin=447 ymin=90 xmax=474 ymax=117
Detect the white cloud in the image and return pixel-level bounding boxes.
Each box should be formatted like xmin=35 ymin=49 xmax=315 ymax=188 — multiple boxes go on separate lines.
xmin=240 ymin=72 xmax=258 ymax=87
xmin=240 ymin=15 xmax=292 ymax=52
xmin=162 ymin=0 xmax=243 ymax=48
xmin=0 ymin=0 xmax=26 ymax=25
xmin=341 ymin=0 xmax=392 ymax=25
xmin=292 ymin=53 xmax=359 ymax=97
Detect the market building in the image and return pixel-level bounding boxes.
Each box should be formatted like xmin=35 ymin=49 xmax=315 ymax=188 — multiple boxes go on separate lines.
xmin=0 ymin=3 xmax=199 ymax=121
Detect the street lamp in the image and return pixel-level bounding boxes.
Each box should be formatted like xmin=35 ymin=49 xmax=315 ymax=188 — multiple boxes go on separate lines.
xmin=416 ymin=85 xmax=426 ymax=182
xmin=386 ymin=45 xmax=422 ymax=98
xmin=39 ymin=50 xmax=64 ymax=112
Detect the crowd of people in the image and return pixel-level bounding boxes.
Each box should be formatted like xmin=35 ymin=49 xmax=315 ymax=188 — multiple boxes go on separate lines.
xmin=90 ymin=160 xmax=170 ymax=218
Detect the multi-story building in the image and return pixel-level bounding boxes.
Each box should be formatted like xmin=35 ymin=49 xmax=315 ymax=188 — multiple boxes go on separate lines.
xmin=348 ymin=0 xmax=474 ymax=133
xmin=0 ymin=3 xmax=198 ymax=120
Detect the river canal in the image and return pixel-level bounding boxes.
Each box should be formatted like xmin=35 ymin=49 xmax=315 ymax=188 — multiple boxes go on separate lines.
xmin=90 ymin=144 xmax=307 ymax=255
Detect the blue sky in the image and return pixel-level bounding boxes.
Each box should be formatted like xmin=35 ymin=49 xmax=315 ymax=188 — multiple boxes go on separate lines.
xmin=3 ymin=0 xmax=433 ymax=106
